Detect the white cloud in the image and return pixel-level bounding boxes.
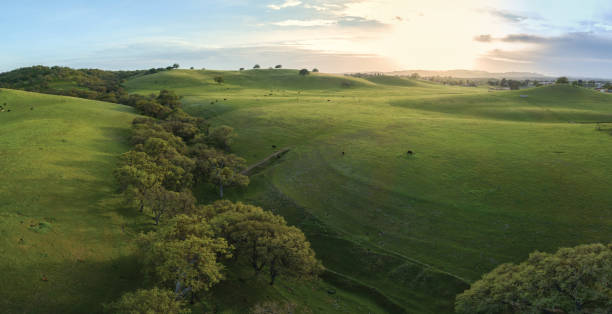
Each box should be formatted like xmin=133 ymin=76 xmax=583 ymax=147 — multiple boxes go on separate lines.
xmin=267 ymin=0 xmax=302 ymax=10
xmin=272 ymin=19 xmax=337 ymax=27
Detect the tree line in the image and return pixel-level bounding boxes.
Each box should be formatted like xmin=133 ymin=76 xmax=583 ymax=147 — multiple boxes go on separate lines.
xmin=109 ymin=90 xmax=322 ymax=312
xmin=0 ymin=65 xmax=177 ymax=103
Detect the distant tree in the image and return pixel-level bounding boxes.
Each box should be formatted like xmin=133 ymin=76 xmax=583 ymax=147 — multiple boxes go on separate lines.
xmin=299 ymin=69 xmax=310 ymax=76
xmin=172 ymin=63 xmax=180 ymax=69
xmin=189 ymin=67 xmax=194 ymax=70
xmin=275 ymin=65 xmax=282 ymax=69
xmin=104 ymin=288 xmax=189 ymax=314
xmin=410 ymin=73 xmax=420 ymax=79
xmin=213 ymin=76 xmax=224 ymax=84
xmin=157 ymin=90 xmax=182 ymax=110
xmin=253 ymin=64 xmax=261 ymax=69
xmin=604 ymin=82 xmax=612 ymax=89
xmin=240 ymin=68 xmax=245 ymax=71
xmin=206 ymin=125 xmax=235 ymax=151
xmin=137 ymin=215 xmax=231 ymax=298
xmin=312 ymin=68 xmax=319 ymax=73
xmin=203 ymin=200 xmax=323 ymax=285
xmin=191 ymin=149 xmax=249 ymax=198
xmin=556 ymin=76 xmax=569 ymax=84
xmin=500 ymin=78 xmax=508 ymax=87
xmin=508 ymin=80 xmax=521 ymax=90
xmin=456 ymin=243 xmax=612 ymax=314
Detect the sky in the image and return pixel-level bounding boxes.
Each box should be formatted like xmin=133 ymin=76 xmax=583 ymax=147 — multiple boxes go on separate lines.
xmin=2 ymin=0 xmax=612 ymax=77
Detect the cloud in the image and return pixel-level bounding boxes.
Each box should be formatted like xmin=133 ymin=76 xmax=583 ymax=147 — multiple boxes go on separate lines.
xmin=488 ymin=9 xmax=528 ymax=23
xmin=501 ymin=34 xmax=547 ymax=43
xmin=474 ymin=34 xmax=547 ymax=44
xmin=474 ymin=34 xmax=493 ymax=42
xmin=267 ymin=0 xmax=302 ymax=10
xmin=272 ymin=19 xmax=337 ymax=27
xmin=476 ymin=33 xmax=612 ymax=77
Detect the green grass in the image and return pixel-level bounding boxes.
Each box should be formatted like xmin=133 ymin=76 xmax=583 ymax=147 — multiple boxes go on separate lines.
xmin=126 ymin=70 xmax=612 ymax=312
xmin=0 ymin=89 xmax=146 ymax=313
xmin=0 ymin=87 xmax=389 ymax=314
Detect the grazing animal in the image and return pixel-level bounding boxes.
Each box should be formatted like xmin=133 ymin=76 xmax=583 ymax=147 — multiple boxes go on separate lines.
xmin=41 ymin=275 xmax=48 ymax=282
xmin=223 ymin=98 xmax=227 ymax=101
xmin=7 ymin=109 xmax=11 ymax=112
xmin=342 ymin=151 xmax=345 ymax=156
xmin=272 ymin=145 xmax=277 ymax=149
xmin=407 ymin=150 xmax=414 ymax=155
xmin=327 ymin=99 xmax=331 ymax=102
xmin=30 ymin=107 xmax=34 ymax=110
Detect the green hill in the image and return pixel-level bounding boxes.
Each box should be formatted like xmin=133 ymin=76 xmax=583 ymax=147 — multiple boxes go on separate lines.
xmin=125 ymin=70 xmax=612 ymax=312
xmin=0 ymin=89 xmax=143 ymax=313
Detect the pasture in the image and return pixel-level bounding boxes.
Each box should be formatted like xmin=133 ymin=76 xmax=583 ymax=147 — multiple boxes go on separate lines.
xmin=0 ymin=89 xmax=143 ymax=313
xmin=126 ymin=69 xmax=612 ymax=312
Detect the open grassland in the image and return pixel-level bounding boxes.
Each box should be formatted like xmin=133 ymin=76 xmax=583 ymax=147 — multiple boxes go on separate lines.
xmin=0 ymin=88 xmax=391 ymax=314
xmin=127 ymin=69 xmax=612 ymax=312
xmin=0 ymin=89 xmax=144 ymax=313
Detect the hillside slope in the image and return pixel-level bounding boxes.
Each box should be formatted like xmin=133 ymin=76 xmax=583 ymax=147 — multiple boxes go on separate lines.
xmin=126 ymin=70 xmax=612 ymax=312
xmin=0 ymin=89 xmax=143 ymax=313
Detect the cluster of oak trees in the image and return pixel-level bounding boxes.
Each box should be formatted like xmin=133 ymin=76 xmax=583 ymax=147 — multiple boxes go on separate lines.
xmin=0 ymin=65 xmax=177 ymax=103
xmin=108 ymin=91 xmax=322 ymax=313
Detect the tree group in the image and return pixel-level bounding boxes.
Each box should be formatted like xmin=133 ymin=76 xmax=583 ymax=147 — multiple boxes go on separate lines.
xmin=110 ymin=89 xmax=321 ymax=311
xmin=456 ymin=243 xmax=612 ymax=313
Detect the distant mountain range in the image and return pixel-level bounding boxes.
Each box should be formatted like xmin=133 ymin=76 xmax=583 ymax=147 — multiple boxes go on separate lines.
xmin=387 ymin=70 xmax=551 ymax=80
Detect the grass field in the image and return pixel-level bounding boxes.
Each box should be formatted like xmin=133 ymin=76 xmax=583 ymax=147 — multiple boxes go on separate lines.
xmin=0 ymin=88 xmax=393 ymax=314
xmin=0 ymin=89 xmax=145 ymax=313
xmin=126 ymin=69 xmax=612 ymax=312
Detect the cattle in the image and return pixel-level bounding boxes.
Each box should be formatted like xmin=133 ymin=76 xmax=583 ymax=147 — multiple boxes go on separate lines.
xmin=272 ymin=145 xmax=277 ymax=149
xmin=407 ymin=150 xmax=414 ymax=155
xmin=342 ymin=151 xmax=345 ymax=156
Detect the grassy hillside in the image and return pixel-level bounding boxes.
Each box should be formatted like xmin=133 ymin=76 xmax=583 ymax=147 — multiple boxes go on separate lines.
xmin=0 ymin=89 xmax=144 ymax=313
xmin=126 ymin=69 xmax=612 ymax=312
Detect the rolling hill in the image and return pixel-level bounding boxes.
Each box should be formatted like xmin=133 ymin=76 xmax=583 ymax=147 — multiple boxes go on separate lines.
xmin=0 ymin=89 xmax=143 ymax=313
xmin=125 ymin=69 xmax=612 ymax=312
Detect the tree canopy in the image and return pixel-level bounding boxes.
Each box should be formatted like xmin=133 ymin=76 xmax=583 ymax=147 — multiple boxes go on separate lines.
xmin=299 ymin=69 xmax=310 ymax=76
xmin=104 ymin=288 xmax=189 ymax=314
xmin=137 ymin=215 xmax=231 ymax=296
xmin=556 ymin=76 xmax=570 ymax=84
xmin=202 ymin=201 xmax=323 ymax=285
xmin=456 ymin=243 xmax=612 ymax=314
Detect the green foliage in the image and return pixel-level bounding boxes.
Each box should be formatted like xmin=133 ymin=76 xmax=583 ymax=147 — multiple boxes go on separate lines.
xmin=0 ymin=65 xmax=172 ymax=103
xmin=312 ymin=68 xmax=319 ymax=73
xmin=274 ymin=65 xmax=282 ymax=69
xmin=105 ymin=287 xmax=190 ymax=314
xmin=191 ymin=148 xmax=249 ymax=198
xmin=213 ymin=76 xmax=224 ymax=84
xmin=143 ymin=187 xmax=196 ymax=225
xmin=456 ymin=243 xmax=612 ymax=313
xmin=253 ymin=64 xmax=261 ymax=69
xmin=299 ymin=69 xmax=310 ymax=76
xmin=202 ymin=201 xmax=323 ymax=285
xmin=556 ymin=76 xmax=570 ymax=84
xmin=137 ymin=215 xmax=231 ymax=295
xmin=156 ymin=90 xmax=181 ymax=110
xmin=206 ymin=125 xmax=235 ymax=151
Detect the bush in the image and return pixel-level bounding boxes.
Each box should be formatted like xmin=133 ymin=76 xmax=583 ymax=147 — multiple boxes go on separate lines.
xmin=299 ymin=69 xmax=310 ymax=76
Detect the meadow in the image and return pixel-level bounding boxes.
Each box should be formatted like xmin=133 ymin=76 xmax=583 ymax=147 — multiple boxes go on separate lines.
xmin=0 ymin=89 xmax=145 ymax=312
xmin=126 ymin=69 xmax=612 ymax=312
